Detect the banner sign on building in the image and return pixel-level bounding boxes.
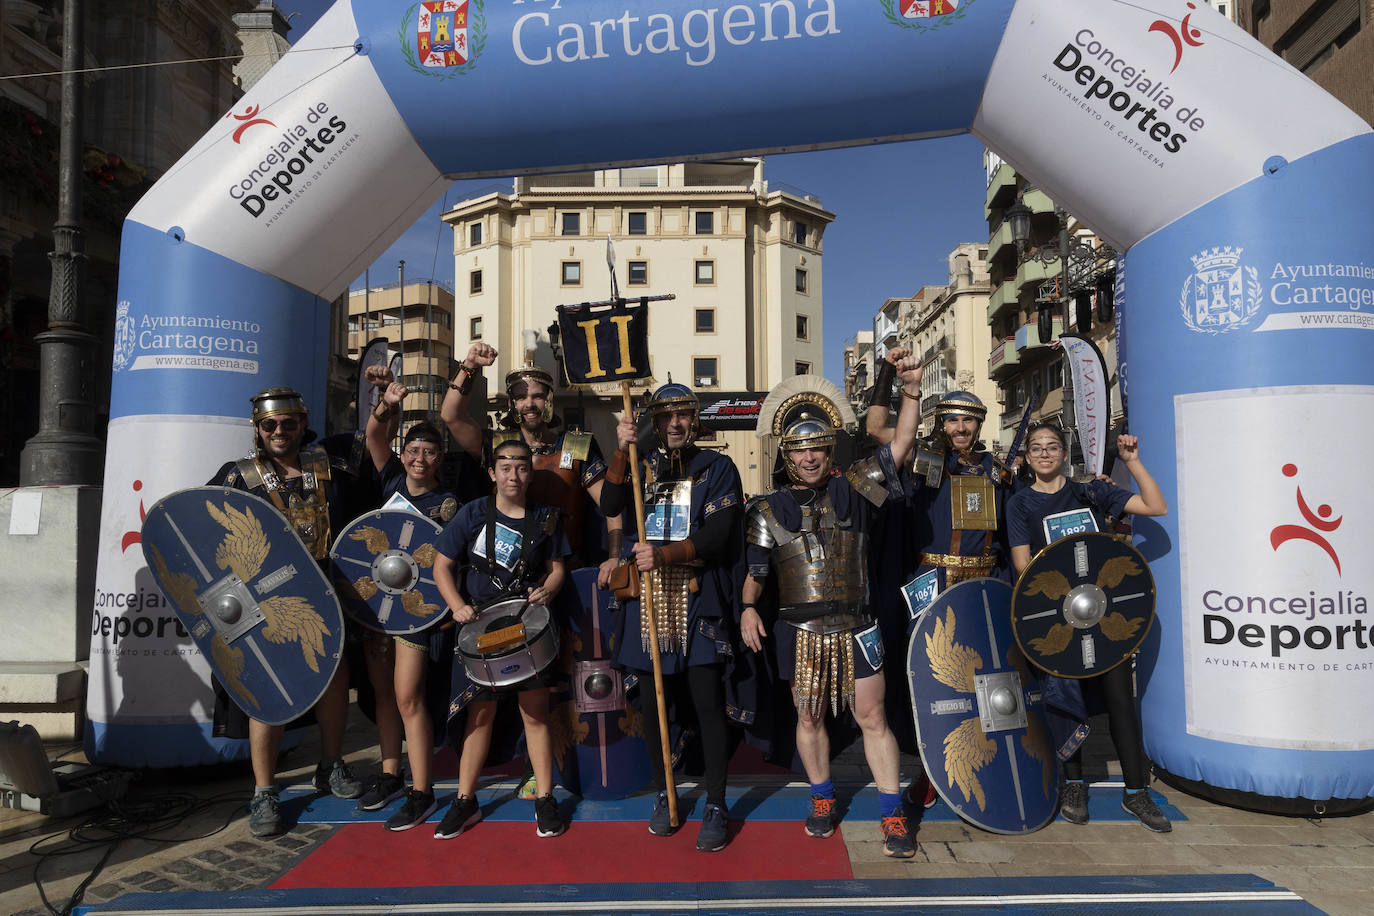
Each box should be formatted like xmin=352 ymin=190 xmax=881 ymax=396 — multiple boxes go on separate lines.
xmin=556 ymin=299 xmax=651 ymax=385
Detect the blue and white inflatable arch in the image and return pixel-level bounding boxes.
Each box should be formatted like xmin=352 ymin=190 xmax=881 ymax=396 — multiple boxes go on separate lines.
xmin=90 ymin=0 xmax=1373 ymax=810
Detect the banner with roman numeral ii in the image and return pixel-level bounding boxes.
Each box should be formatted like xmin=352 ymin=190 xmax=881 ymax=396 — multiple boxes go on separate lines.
xmin=556 ymin=299 xmax=652 ymax=385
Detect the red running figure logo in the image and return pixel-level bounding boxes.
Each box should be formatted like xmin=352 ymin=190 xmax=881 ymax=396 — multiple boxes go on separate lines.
xmin=226 ymin=104 xmax=276 ymax=143
xmin=1148 ymin=1 xmax=1205 ymax=74
xmin=120 ymin=479 xmax=146 ymax=553
xmin=1270 ymin=463 xmax=1342 ymax=574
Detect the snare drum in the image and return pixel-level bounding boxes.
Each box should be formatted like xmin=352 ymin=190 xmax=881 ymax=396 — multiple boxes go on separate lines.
xmin=456 ymin=598 xmax=559 ymax=689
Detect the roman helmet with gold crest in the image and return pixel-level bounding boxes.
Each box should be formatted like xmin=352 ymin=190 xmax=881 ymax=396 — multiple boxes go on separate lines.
xmin=755 ymin=375 xmax=857 ymax=487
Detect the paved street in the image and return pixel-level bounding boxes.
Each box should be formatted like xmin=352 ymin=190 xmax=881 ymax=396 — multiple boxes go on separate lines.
xmin=3 ymin=705 xmax=1372 ymax=915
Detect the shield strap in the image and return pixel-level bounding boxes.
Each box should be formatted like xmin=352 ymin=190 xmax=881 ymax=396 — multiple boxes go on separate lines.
xmin=483 ymin=496 xmax=536 ymax=597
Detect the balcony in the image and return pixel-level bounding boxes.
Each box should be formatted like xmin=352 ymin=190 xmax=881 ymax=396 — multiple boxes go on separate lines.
xmin=1015 ymin=315 xmax=1063 ymax=351
xmin=987 ymin=279 xmax=1019 ymax=323
xmin=988 ymin=337 xmax=1019 ymax=379
xmin=984 ymin=160 xmax=1017 ymax=217
xmin=988 ymin=215 xmax=1016 ymax=264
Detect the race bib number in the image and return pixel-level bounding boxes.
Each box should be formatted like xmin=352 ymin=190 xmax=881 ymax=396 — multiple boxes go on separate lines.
xmin=901 ymin=568 xmax=941 ymax=621
xmin=1042 ymin=508 xmax=1098 ymax=545
xmin=855 ymin=623 xmax=884 ymax=671
xmin=644 ymin=479 xmax=691 ymax=542
xmin=472 ymin=522 xmax=522 ymax=571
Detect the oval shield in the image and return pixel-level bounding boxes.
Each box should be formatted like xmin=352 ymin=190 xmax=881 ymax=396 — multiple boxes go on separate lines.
xmin=908 ymin=578 xmax=1059 ymax=834
xmin=552 ymin=568 xmax=652 ymax=799
xmin=141 ymin=486 xmax=345 ymax=726
xmin=1011 ymin=533 xmax=1155 ymax=679
xmin=330 ymin=507 xmax=447 ymax=635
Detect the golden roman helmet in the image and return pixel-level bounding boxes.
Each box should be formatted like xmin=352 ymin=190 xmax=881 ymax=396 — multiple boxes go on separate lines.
xmin=250 ymin=386 xmax=308 ymax=425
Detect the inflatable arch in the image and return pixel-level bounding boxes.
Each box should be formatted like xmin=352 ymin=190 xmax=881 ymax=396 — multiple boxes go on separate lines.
xmin=90 ymin=0 xmax=1373 ymax=808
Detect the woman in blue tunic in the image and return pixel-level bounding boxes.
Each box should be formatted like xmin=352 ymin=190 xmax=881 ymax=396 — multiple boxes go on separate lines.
xmin=357 ymin=375 xmax=460 ymax=831
xmin=431 ymin=438 xmax=570 ymax=840
xmin=1006 ymin=423 xmax=1170 ymax=832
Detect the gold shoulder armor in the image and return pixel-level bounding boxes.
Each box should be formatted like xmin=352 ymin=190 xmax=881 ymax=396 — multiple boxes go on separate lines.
xmin=562 ymin=430 xmax=593 ymax=463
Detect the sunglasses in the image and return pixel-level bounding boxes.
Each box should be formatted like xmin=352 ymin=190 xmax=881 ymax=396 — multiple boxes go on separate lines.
xmin=258 ymin=417 xmax=300 ymax=434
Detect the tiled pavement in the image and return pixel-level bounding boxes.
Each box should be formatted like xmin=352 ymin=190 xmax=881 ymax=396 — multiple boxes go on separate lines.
xmin=3 ymin=707 xmax=1372 ymax=915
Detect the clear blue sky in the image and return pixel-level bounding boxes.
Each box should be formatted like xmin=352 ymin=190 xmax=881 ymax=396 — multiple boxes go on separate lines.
xmin=284 ymin=3 xmax=990 ymax=387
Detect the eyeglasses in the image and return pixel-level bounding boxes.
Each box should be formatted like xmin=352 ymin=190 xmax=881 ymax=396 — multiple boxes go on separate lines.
xmin=403 ymin=446 xmax=440 ymax=459
xmin=1026 ymin=444 xmax=1063 ymax=457
xmin=258 ymin=417 xmax=300 ymax=433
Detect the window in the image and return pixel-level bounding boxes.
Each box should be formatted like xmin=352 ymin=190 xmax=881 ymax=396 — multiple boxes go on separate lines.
xmin=796 ymin=314 xmax=810 ymax=340
xmin=627 ymin=211 xmax=647 ymax=235
xmin=561 ymin=212 xmax=580 ymax=236
xmin=1046 ymin=360 xmax=1064 ymax=391
xmin=792 ymin=221 xmax=807 ymax=245
xmin=469 ymin=269 xmax=483 ymax=294
xmin=694 ymin=211 xmax=714 ymax=234
xmin=795 ymin=361 xmax=811 ymax=376
xmin=628 ymin=260 xmax=648 ymax=286
xmin=469 ymin=316 xmax=482 ymax=340
xmin=562 ymin=261 xmax=581 ymax=285
xmin=795 ymin=268 xmax=808 ymax=293
xmin=695 ymin=309 xmax=715 ymax=334
xmin=693 ymin=356 xmax=718 ymax=387
xmin=695 ymin=260 xmax=715 ymax=285
xmin=469 ymin=222 xmax=482 ymax=246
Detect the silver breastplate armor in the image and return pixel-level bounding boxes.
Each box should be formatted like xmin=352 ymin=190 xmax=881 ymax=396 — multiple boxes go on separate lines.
xmin=747 ymin=494 xmax=868 ymax=634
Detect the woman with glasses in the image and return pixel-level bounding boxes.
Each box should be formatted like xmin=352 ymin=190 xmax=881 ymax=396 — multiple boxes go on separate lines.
xmin=1006 ymin=423 xmax=1171 ymax=832
xmin=355 ymin=375 xmax=460 ymax=832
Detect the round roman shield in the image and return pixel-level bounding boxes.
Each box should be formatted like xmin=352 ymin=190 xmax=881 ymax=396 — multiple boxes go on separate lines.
xmin=142 ymin=487 xmax=345 ymax=726
xmin=908 ymin=578 xmax=1058 ymax=834
xmin=330 ymin=507 xmax=447 ymax=635
xmin=1011 ymin=533 xmax=1155 ymax=679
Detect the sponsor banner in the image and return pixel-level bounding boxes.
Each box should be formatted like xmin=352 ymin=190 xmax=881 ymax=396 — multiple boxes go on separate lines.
xmin=1124 ymin=136 xmax=1374 ymax=800
xmin=356 ymin=337 xmax=391 ymax=431
xmin=1112 ymin=253 xmax=1129 ymax=417
xmin=86 ymin=415 xmax=254 ymax=766
xmin=1177 ymin=387 xmax=1374 ymax=751
xmin=110 ymin=222 xmax=327 ymax=421
xmin=1057 ymin=333 xmax=1109 ymax=475
xmin=973 ymin=0 xmax=1368 ymax=250
xmin=699 ymin=392 xmax=767 ymax=430
xmin=356 ymin=0 xmax=1014 ymax=176
xmin=125 ymin=1 xmax=447 ymax=301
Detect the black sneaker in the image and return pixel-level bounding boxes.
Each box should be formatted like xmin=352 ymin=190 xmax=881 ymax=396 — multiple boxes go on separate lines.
xmin=696 ymin=802 xmax=728 ymax=852
xmin=357 ymin=773 xmax=406 ymax=812
xmin=385 ymin=789 xmax=437 ymax=831
xmin=248 ymin=790 xmax=285 ymax=837
xmin=535 ymin=794 xmax=566 ymax=838
xmin=1060 ymin=780 xmax=1089 ymax=825
xmin=805 ymin=794 xmax=837 ymax=838
xmin=648 ymin=790 xmax=678 ymax=837
xmin=313 ymin=759 xmax=363 ymax=799
xmin=1122 ymin=789 xmax=1172 ymax=833
xmin=880 ymin=812 xmax=917 ymax=858
xmin=434 ymin=794 xmax=482 ymax=840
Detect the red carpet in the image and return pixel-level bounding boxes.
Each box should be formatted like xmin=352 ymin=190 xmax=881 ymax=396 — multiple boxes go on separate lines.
xmin=273 ymin=820 xmax=852 ymax=889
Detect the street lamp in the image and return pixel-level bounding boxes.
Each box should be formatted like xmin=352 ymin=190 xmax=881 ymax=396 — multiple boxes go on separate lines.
xmin=1006 ymin=197 xmax=1115 ymax=474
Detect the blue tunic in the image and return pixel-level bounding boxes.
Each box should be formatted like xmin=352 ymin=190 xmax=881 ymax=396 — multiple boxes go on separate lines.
xmin=611 ymin=445 xmax=743 ymax=676
xmin=434 ymin=498 xmax=568 ymax=606
xmin=1006 ymin=479 xmax=1132 ymax=557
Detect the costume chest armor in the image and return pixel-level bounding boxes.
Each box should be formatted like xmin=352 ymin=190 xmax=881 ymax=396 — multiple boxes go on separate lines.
xmin=746 ymin=494 xmax=868 ymax=634
xmin=235 ymin=446 xmax=333 ymax=560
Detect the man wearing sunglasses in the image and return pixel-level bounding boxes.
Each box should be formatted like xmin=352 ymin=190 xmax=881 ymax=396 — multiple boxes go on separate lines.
xmin=208 ymin=387 xmax=379 ymax=837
